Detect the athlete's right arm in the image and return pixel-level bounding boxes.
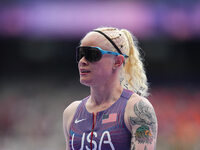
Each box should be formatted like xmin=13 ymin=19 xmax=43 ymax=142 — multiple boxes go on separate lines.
xmin=63 ymin=101 xmax=81 ymax=150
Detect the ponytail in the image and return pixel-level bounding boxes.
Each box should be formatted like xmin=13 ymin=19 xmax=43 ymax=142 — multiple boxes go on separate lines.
xmin=121 ymin=29 xmax=149 ymax=97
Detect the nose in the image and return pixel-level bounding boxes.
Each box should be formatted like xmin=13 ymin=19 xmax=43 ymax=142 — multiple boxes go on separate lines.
xmin=79 ymin=56 xmax=89 ymax=66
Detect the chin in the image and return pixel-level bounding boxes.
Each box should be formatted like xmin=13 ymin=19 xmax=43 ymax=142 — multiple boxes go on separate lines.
xmin=80 ymin=78 xmax=93 ymax=87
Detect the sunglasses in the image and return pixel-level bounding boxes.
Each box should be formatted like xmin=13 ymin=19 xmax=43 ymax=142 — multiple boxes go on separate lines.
xmin=76 ymin=46 xmax=128 ymax=62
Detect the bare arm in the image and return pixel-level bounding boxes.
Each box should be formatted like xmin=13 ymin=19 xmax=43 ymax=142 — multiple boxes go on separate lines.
xmin=125 ymin=96 xmax=158 ymax=150
xmin=63 ymin=101 xmax=81 ymax=150
xmin=63 ymin=109 xmax=70 ymax=150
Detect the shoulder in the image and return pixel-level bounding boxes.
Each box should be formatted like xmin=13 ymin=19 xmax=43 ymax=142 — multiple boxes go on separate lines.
xmin=125 ymin=93 xmax=158 ymax=149
xmin=124 ymin=93 xmax=157 ymax=132
xmin=63 ymin=100 xmax=81 ymax=117
xmin=127 ymin=92 xmax=150 ymax=105
xmin=126 ymin=93 xmax=155 ymax=114
xmin=63 ymin=101 xmax=82 ymax=134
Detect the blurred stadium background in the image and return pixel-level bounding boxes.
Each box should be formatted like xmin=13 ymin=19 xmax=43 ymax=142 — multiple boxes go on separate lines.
xmin=0 ymin=0 xmax=200 ymax=150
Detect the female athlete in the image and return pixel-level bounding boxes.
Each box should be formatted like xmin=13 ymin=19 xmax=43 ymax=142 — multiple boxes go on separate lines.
xmin=63 ymin=27 xmax=158 ymax=150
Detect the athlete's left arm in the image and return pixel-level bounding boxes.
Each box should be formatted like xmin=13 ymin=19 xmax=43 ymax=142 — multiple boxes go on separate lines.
xmin=125 ymin=96 xmax=158 ymax=150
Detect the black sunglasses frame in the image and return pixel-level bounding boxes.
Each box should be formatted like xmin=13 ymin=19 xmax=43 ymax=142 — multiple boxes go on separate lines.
xmin=76 ymin=46 xmax=128 ymax=63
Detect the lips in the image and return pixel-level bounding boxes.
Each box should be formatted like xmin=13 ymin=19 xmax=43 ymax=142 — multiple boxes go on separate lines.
xmin=81 ymin=70 xmax=90 ymax=73
xmin=80 ymin=69 xmax=91 ymax=75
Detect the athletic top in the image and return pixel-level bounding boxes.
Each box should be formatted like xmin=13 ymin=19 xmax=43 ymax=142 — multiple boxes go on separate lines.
xmin=69 ymin=89 xmax=133 ymax=150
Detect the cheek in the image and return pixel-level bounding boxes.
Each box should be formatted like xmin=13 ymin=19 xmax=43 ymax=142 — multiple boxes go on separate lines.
xmin=95 ymin=61 xmax=113 ymax=77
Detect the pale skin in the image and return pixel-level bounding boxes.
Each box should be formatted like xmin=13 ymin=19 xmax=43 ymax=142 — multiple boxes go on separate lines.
xmin=63 ymin=32 xmax=158 ymax=150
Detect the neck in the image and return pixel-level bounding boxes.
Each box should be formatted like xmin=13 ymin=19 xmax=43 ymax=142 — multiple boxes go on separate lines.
xmin=89 ymin=79 xmax=123 ymax=106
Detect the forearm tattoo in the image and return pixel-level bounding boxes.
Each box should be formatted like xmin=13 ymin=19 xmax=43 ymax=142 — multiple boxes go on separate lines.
xmin=130 ymin=100 xmax=157 ymax=144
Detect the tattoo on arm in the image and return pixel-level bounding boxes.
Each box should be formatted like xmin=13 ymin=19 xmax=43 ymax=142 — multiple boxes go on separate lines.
xmin=130 ymin=100 xmax=157 ymax=144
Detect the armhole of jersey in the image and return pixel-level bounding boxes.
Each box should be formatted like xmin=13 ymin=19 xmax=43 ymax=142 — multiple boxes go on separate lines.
xmin=122 ymin=91 xmax=133 ymax=133
xmin=69 ymin=96 xmax=90 ymax=136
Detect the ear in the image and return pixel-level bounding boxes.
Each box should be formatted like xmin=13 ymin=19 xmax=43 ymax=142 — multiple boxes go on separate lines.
xmin=113 ymin=55 xmax=124 ymax=69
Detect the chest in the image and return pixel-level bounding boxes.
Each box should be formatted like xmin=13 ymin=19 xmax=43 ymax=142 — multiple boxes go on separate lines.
xmin=70 ymin=111 xmax=131 ymax=150
xmin=68 ymin=91 xmax=133 ymax=150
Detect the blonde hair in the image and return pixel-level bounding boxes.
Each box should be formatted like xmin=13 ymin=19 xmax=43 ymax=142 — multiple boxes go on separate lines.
xmin=88 ymin=27 xmax=149 ymax=97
